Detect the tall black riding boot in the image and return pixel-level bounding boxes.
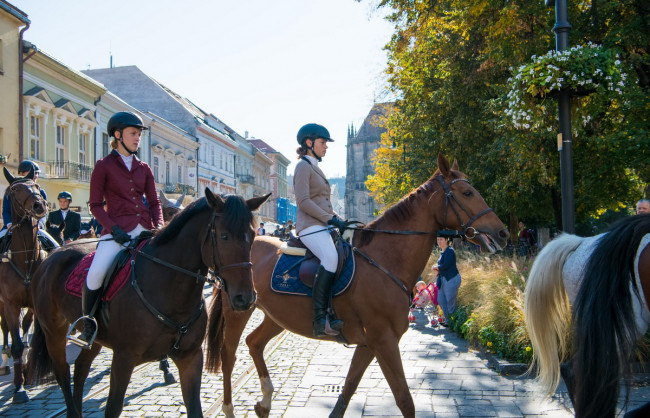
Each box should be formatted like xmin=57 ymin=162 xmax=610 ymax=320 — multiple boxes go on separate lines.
xmin=313 ymin=265 xmax=339 ymax=337
xmin=68 ymin=284 xmax=102 ymax=349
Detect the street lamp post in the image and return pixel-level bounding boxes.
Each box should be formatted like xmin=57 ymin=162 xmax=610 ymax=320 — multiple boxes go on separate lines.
xmin=546 ymin=0 xmax=575 ymax=233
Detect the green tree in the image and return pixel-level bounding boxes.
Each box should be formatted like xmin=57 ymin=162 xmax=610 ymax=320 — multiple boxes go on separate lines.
xmin=364 ymin=0 xmax=649 ymax=229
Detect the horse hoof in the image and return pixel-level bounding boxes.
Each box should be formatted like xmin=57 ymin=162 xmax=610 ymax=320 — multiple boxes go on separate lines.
xmin=12 ymin=390 xmax=29 ymax=404
xmin=0 ymin=366 xmax=10 ymax=376
xmin=254 ymin=402 xmax=270 ymax=418
xmin=163 ymin=372 xmax=176 ymax=385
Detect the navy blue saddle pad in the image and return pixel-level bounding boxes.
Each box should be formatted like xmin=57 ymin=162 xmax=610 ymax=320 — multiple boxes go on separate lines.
xmin=270 ymin=246 xmax=356 ymax=297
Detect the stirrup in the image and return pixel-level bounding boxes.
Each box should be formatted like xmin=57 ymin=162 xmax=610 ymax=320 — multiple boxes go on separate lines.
xmin=67 ymin=316 xmax=98 ymax=349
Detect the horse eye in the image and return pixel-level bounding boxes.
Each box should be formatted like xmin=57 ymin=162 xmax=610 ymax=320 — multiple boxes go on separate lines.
xmin=463 ymin=190 xmax=473 ymax=197
xmin=221 ymin=233 xmax=229 ymax=240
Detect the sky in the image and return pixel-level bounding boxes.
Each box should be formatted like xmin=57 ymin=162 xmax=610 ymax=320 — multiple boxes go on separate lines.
xmin=16 ymin=0 xmax=395 ymax=178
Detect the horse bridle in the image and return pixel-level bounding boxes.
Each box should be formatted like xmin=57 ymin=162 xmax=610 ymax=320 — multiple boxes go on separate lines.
xmin=5 ymin=180 xmax=46 ymax=286
xmin=435 ymin=175 xmax=494 ymax=239
xmin=204 ymin=211 xmax=253 ymax=293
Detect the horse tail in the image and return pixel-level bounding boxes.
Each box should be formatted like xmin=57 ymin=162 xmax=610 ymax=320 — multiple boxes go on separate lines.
xmin=26 ymin=318 xmax=55 ymax=385
xmin=204 ymin=287 xmax=225 ymax=373
xmin=524 ymin=233 xmax=582 ymax=395
xmin=573 ymin=216 xmax=650 ymax=418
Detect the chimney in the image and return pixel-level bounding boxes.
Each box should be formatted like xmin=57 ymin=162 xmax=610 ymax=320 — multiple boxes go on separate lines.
xmin=245 ymin=131 xmax=249 ymax=139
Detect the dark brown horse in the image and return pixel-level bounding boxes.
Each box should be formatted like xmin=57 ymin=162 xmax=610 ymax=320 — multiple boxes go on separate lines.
xmin=0 ymin=167 xmax=48 ymax=403
xmin=206 ymin=154 xmax=509 ymax=417
xmin=28 ymin=189 xmax=270 ymax=417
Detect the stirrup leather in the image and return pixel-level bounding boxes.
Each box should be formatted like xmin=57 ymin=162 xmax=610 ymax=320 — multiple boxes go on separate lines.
xmin=67 ymin=316 xmax=98 ymax=349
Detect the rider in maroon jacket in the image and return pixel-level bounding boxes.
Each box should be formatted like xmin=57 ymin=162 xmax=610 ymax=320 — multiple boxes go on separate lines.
xmin=69 ymin=111 xmax=163 ymax=349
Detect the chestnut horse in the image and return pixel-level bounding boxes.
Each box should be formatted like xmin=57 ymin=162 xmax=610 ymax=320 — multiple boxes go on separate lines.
xmin=28 ymin=190 xmax=269 ymax=417
xmin=525 ymin=214 xmax=650 ymax=417
xmin=206 ymin=154 xmax=509 ymax=417
xmin=0 ymin=167 xmax=48 ymax=403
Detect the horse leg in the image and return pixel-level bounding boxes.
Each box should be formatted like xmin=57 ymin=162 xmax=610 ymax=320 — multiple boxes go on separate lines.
xmin=0 ymin=313 xmax=10 ymax=376
xmin=159 ymin=357 xmax=176 ymax=385
xmin=370 ymin=333 xmax=415 ymax=417
xmin=21 ymin=309 xmax=34 ymax=345
xmin=45 ymin=328 xmax=79 ymax=417
xmin=104 ymin=354 xmax=135 ymax=418
xmin=174 ymin=348 xmax=204 ymax=418
xmin=330 ymin=345 xmax=376 ymax=418
xmin=5 ymin=306 xmax=28 ymax=403
xmin=72 ymin=342 xmax=102 ymax=413
xmin=221 ymin=308 xmax=256 ymax=418
xmin=245 ymin=315 xmax=284 ymax=418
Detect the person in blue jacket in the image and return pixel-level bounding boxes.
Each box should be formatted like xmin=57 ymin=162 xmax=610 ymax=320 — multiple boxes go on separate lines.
xmin=432 ymin=234 xmax=461 ymax=326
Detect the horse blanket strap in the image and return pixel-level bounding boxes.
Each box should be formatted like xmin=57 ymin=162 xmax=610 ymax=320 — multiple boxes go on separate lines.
xmin=352 ymin=246 xmax=410 ymax=296
xmin=129 ymin=258 xmax=205 ymax=352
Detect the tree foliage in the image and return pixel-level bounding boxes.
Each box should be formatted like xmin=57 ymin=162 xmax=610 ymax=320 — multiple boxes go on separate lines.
xmin=365 ymin=0 xmax=649 ymax=229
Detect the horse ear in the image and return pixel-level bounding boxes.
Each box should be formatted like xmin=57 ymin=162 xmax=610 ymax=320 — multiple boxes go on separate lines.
xmin=451 ymin=158 xmax=459 ymax=171
xmin=175 ymin=193 xmax=185 ymax=208
xmin=158 ymin=189 xmax=172 ymax=207
xmin=247 ymin=193 xmax=272 ymax=212
xmin=3 ymin=167 xmax=15 ymax=184
xmin=437 ymin=153 xmax=451 ymax=177
xmin=205 ymin=188 xmax=225 ymax=211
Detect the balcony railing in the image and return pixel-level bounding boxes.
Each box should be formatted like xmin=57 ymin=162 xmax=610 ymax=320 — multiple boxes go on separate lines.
xmin=238 ymin=174 xmax=255 ymax=184
xmin=48 ymin=161 xmax=92 ymax=182
xmin=164 ymin=183 xmax=196 ymax=196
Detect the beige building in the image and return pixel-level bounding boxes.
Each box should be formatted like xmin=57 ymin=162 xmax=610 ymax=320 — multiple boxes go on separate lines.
xmin=22 ymin=48 xmax=105 ymax=214
xmin=247 ymin=138 xmax=290 ymax=221
xmin=0 ymin=1 xmax=29 ymax=197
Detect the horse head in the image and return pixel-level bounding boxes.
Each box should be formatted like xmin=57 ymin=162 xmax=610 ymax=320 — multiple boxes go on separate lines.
xmin=203 ymin=189 xmax=271 ymax=310
xmin=3 ymin=167 xmax=48 ymax=221
xmin=432 ymin=153 xmax=509 ymax=252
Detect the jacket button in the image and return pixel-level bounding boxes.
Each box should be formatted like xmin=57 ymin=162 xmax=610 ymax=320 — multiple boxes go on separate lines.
xmin=130 ymin=188 xmax=134 ymax=191
xmin=135 ymin=205 xmax=139 ymax=208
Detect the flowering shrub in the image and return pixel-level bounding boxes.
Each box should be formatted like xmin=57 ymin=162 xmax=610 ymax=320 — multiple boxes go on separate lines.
xmin=504 ymin=43 xmax=627 ymax=130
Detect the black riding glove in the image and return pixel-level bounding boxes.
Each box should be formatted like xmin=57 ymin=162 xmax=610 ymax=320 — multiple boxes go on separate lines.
xmin=327 ymin=216 xmax=348 ymax=231
xmin=111 ymin=225 xmax=131 ymax=245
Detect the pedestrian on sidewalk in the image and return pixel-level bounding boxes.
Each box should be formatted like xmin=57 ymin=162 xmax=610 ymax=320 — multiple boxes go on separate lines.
xmin=434 ymin=234 xmax=461 ymax=326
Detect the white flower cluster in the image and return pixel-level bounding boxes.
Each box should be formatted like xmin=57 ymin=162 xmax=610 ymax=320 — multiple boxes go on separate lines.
xmin=505 ymin=43 xmax=627 ymax=130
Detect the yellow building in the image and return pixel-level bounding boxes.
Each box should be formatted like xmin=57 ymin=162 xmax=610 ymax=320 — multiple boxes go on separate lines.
xmin=0 ymin=1 xmax=29 ymax=194
xmin=22 ymin=49 xmax=105 ymax=215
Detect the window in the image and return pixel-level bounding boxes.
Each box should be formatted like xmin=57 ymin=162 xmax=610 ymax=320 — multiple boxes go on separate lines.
xmin=220 ymin=151 xmax=223 ymax=169
xmin=55 ymin=125 xmax=66 ymax=177
xmin=165 ymin=161 xmax=170 ymax=184
xmin=30 ymin=116 xmax=41 ymax=160
xmin=79 ymin=133 xmax=87 ymax=165
xmin=102 ymin=133 xmax=109 ymax=157
xmin=177 ymin=165 xmax=182 ymax=183
xmin=153 ymin=157 xmax=159 ymax=181
xmin=211 ymin=146 xmax=215 ymax=166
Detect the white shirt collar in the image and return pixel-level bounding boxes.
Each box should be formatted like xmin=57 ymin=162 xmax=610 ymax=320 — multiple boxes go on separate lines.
xmin=304 ymin=155 xmax=318 ymax=166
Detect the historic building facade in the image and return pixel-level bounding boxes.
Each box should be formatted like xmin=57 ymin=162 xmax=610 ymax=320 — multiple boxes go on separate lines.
xmin=345 ymin=102 xmax=393 ymax=224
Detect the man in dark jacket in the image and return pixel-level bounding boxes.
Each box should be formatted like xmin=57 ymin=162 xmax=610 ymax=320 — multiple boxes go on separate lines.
xmin=46 ymin=191 xmax=81 ymax=244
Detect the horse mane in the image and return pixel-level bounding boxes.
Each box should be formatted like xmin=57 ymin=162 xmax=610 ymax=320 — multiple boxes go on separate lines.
xmin=219 ymin=194 xmax=253 ymax=240
xmin=153 ymin=194 xmax=253 ymax=247
xmin=572 ymin=214 xmax=650 ymax=417
xmin=357 ymin=170 xmax=448 ymax=247
xmin=153 ymin=198 xmax=209 ymax=246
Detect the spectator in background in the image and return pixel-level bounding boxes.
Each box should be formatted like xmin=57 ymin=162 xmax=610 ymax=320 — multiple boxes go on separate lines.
xmin=433 ymin=235 xmax=461 ymax=326
xmin=517 ymin=221 xmax=533 ymax=257
xmin=283 ymin=219 xmax=294 ymax=239
xmin=637 ymin=199 xmax=650 ymax=215
xmin=257 ymin=222 xmax=266 ymax=236
xmin=273 ymin=225 xmax=283 ymax=237
xmin=46 ymin=191 xmax=81 ymax=245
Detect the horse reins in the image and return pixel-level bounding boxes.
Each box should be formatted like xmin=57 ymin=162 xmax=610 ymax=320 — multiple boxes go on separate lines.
xmin=345 ymin=175 xmax=495 ymax=296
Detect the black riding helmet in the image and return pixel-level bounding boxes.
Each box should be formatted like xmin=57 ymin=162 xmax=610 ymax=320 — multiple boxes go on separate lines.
xmin=107 ymin=112 xmax=147 ymax=155
xmin=297 ymin=123 xmax=334 ymax=162
xmin=296 ymin=123 xmax=334 ymax=145
xmin=57 ymin=191 xmax=72 ymax=201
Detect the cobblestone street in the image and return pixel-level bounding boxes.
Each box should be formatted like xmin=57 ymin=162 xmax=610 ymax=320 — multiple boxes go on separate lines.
xmin=1 ymin=308 xmax=649 ymax=417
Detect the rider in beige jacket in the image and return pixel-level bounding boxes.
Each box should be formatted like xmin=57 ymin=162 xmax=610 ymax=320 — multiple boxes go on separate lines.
xmin=293 ymin=123 xmax=347 ymax=337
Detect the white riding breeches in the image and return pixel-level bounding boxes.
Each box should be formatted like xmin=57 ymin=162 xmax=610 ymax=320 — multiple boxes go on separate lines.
xmin=299 ymin=225 xmax=338 ymax=273
xmin=86 ymin=224 xmax=148 ymax=290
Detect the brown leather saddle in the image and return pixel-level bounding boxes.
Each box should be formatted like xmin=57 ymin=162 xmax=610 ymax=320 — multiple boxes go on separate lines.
xmin=285 ymin=231 xmax=350 ymax=288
